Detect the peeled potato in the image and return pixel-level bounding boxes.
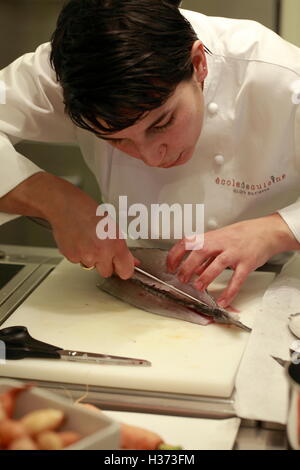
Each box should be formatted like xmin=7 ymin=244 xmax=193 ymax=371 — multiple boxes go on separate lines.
xmin=21 ymin=409 xmax=64 ymax=435
xmin=0 ymin=386 xmax=84 ymax=450
xmin=35 ymin=431 xmax=63 ymax=450
xmin=7 ymin=436 xmax=38 ymax=450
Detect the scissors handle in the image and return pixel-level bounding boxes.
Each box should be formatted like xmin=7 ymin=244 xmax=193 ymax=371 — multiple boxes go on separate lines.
xmin=0 ymin=325 xmax=62 ymax=360
xmin=5 ymin=347 xmax=61 ymax=360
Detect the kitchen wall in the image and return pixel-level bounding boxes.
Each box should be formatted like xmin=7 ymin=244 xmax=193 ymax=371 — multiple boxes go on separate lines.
xmin=181 ymin=0 xmax=279 ymax=31
xmin=0 ymin=0 xmax=63 ymax=69
xmin=280 ymin=0 xmax=300 ymax=46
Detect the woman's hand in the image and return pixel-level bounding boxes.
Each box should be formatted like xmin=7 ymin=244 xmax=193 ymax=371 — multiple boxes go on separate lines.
xmin=52 ymin=206 xmax=136 ymax=279
xmin=0 ymin=172 xmax=136 ymax=279
xmin=48 ymin=181 xmax=136 ymax=280
xmin=167 ymin=214 xmax=300 ymax=308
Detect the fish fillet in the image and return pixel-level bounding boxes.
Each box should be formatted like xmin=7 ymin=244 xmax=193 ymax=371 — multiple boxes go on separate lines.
xmin=98 ymin=248 xmax=251 ymax=331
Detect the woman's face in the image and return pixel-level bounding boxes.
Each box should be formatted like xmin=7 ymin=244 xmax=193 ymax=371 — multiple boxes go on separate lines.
xmin=99 ymin=41 xmax=208 ymax=168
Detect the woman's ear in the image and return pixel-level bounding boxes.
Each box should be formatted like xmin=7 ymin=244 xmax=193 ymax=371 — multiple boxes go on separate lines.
xmin=191 ymin=40 xmax=208 ymax=83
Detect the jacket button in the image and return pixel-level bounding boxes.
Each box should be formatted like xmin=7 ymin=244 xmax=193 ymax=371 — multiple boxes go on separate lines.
xmin=208 ymin=102 xmax=219 ymax=115
xmin=214 ymin=154 xmax=224 ymax=165
xmin=207 ymin=218 xmax=219 ymax=230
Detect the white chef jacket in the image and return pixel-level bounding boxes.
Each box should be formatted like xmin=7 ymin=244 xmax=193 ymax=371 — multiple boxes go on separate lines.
xmin=1 ymin=9 xmax=300 ymax=247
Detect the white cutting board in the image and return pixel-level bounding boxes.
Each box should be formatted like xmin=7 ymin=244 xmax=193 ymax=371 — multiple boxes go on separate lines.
xmin=0 ymin=260 xmax=275 ymax=398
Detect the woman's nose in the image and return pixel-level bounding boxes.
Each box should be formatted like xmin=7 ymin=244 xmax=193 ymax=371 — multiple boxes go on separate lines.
xmin=139 ymin=142 xmax=168 ymax=166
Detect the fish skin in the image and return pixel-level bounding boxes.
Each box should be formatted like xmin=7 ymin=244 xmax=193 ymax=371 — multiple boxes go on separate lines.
xmin=131 ymin=271 xmax=217 ymax=318
xmin=132 ymin=248 xmax=216 ymax=308
xmin=131 ymin=270 xmax=250 ymax=331
xmin=98 ymin=248 xmax=251 ymax=332
xmin=98 ymin=274 xmax=212 ymax=326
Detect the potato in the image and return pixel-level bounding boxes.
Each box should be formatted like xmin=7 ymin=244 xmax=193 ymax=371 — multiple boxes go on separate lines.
xmin=35 ymin=431 xmax=63 ymax=450
xmin=8 ymin=436 xmax=38 ymax=450
xmin=21 ymin=409 xmax=64 ymax=435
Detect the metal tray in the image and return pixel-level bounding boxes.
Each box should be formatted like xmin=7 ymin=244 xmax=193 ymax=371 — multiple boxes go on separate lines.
xmin=0 ymin=244 xmax=62 ymax=326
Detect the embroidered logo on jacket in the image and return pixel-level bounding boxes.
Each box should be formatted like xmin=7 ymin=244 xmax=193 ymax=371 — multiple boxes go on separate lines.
xmin=215 ymin=174 xmax=286 ymax=196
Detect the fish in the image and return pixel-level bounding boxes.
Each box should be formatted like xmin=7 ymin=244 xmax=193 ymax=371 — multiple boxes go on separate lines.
xmin=97 ymin=248 xmax=251 ymax=332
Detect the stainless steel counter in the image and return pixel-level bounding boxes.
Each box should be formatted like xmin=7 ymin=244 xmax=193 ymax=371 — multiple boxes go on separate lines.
xmin=235 ymin=421 xmax=287 ymax=450
xmin=0 ymin=244 xmax=62 ymax=326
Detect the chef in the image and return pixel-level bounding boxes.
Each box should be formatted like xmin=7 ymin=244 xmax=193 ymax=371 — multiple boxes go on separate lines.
xmin=0 ymin=0 xmax=300 ymax=308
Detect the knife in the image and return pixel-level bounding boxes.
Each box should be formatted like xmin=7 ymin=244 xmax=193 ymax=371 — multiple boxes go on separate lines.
xmin=134 ymin=266 xmax=216 ymax=306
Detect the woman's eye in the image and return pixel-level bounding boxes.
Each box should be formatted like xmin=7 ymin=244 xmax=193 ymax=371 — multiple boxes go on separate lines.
xmin=152 ymin=115 xmax=175 ymax=133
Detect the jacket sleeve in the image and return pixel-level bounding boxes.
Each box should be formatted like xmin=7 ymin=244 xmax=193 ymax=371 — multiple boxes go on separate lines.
xmin=278 ymin=201 xmax=300 ymax=244
xmin=0 ymin=42 xmax=76 ymax=225
xmin=278 ymin=99 xmax=300 ymax=244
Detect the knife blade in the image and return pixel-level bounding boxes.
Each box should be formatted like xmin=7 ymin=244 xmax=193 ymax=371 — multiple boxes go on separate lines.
xmin=134 ymin=266 xmax=210 ymax=306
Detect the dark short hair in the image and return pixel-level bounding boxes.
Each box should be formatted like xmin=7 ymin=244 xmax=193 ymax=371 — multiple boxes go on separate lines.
xmin=50 ymin=0 xmax=198 ymax=137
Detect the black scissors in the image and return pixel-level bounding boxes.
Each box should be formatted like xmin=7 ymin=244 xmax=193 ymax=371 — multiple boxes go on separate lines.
xmin=0 ymin=325 xmax=151 ymax=366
